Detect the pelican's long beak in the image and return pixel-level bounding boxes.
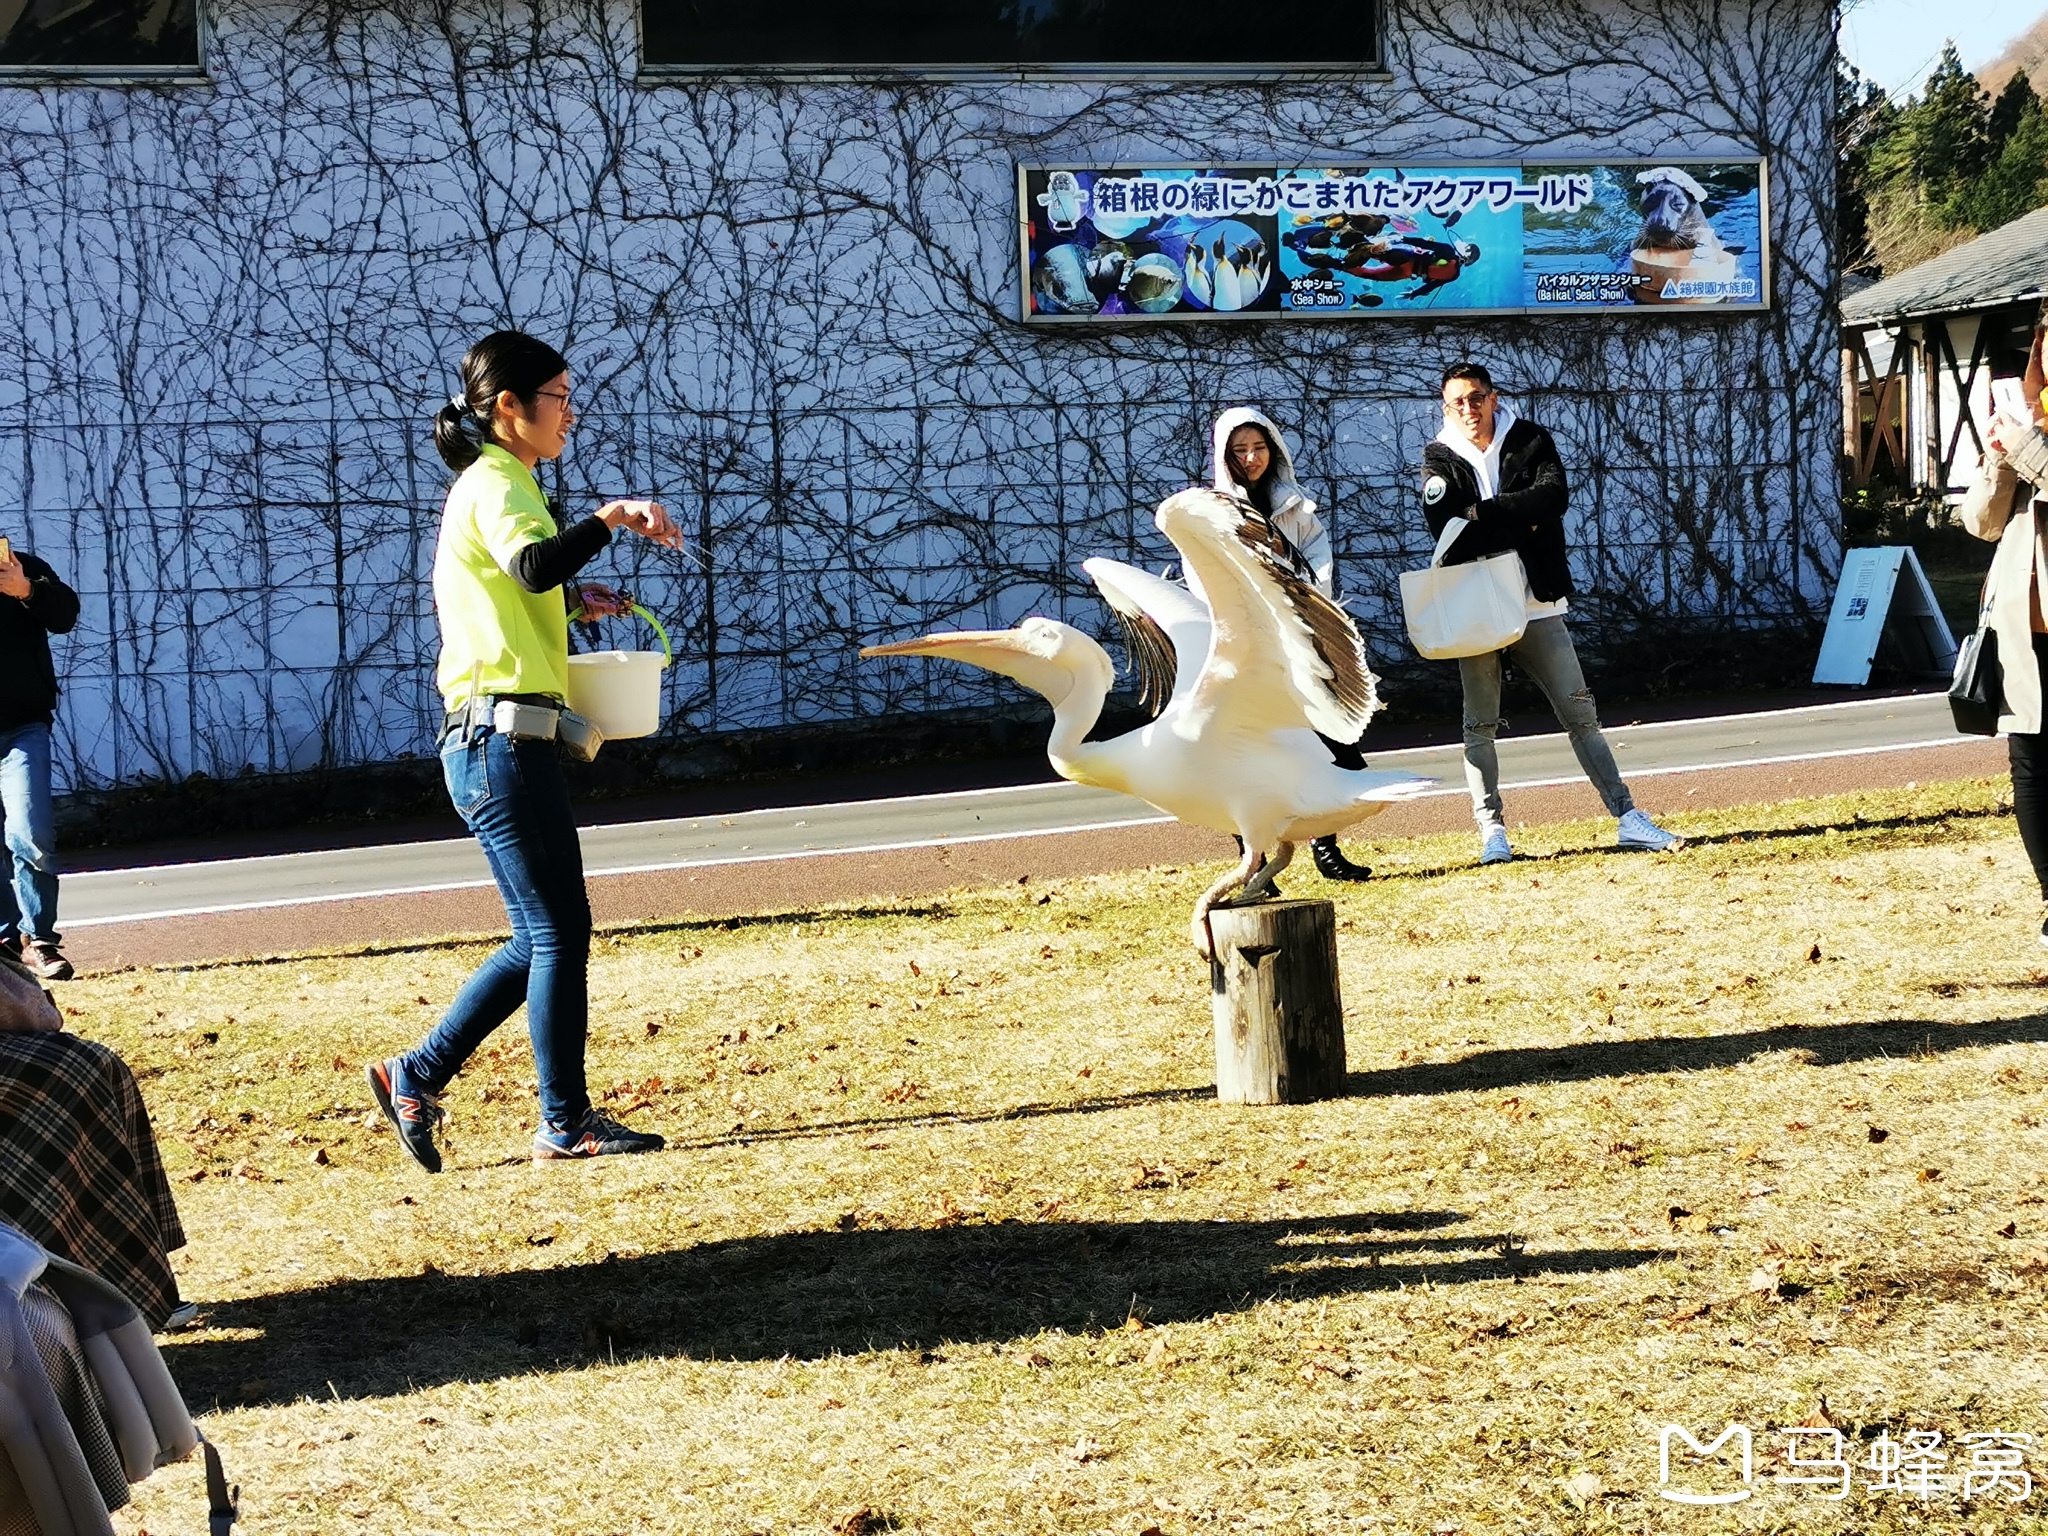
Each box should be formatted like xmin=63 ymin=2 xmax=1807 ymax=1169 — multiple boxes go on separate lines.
xmin=860 ymin=626 xmax=1075 ymax=707
xmin=859 ymin=630 xmax=1020 ymax=661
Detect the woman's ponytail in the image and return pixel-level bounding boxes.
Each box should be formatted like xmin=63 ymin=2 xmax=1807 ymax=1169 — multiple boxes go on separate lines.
xmin=431 ymin=330 xmax=571 ymax=475
xmin=434 ymin=396 xmax=482 ymax=473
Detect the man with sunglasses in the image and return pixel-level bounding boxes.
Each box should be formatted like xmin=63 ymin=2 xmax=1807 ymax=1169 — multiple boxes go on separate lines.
xmin=1421 ymin=361 xmax=1682 ymax=865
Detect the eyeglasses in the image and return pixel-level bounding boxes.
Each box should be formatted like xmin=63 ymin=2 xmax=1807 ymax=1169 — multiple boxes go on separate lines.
xmin=1443 ymin=392 xmax=1493 ymax=413
xmin=535 ymin=389 xmax=574 ymax=412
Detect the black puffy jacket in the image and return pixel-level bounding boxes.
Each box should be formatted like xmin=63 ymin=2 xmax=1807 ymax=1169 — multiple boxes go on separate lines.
xmin=0 ymin=553 xmax=80 ymax=730
xmin=1419 ymin=418 xmax=1574 ymax=604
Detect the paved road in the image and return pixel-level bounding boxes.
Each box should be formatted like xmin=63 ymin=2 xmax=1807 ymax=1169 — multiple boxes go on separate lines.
xmin=67 ymin=691 xmax=1963 ymax=931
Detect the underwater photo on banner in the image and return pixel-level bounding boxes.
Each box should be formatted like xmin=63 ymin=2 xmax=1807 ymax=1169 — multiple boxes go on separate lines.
xmin=1018 ymin=161 xmax=1768 ymax=322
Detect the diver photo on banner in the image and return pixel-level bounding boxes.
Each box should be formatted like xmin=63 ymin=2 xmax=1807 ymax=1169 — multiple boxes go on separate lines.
xmin=1018 ymin=161 xmax=1769 ymax=322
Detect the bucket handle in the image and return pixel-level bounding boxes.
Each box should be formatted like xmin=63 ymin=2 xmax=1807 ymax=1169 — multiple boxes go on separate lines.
xmin=568 ymin=603 xmax=671 ymax=669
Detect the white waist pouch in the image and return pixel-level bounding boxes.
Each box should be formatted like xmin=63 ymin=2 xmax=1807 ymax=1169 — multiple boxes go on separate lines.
xmin=1399 ymin=518 xmax=1530 ymax=660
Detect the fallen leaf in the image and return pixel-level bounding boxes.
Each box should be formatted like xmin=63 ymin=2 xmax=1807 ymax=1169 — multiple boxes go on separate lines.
xmin=833 ymin=1508 xmax=878 ymax=1536
xmin=1807 ymin=943 xmax=1822 ymax=962
xmin=1067 ymin=1435 xmax=1104 ymax=1463
xmin=1999 ymin=1222 xmax=2019 ymax=1239
xmin=309 ymin=1148 xmax=329 ymax=1167
xmin=1565 ymin=1470 xmax=1603 ymax=1504
xmin=1740 ymin=1182 xmax=1777 ymax=1200
xmin=1746 ymin=1267 xmax=1781 ymax=1298
xmin=1144 ymin=1336 xmax=1176 ymax=1369
xmin=1026 ymin=1351 xmax=1053 ymax=1367
xmin=821 ymin=1397 xmax=845 ymax=1409
xmin=1798 ymin=1397 xmax=1840 ymax=1429
xmin=1918 ymin=1167 xmax=1943 ymax=1182
xmin=1867 ymin=1126 xmax=1889 ymax=1144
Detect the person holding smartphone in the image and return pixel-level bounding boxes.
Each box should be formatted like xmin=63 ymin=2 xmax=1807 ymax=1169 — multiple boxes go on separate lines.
xmin=1968 ymin=313 xmax=2048 ymax=945
xmin=366 ymin=329 xmax=683 ymax=1172
xmin=0 ymin=535 xmax=80 ymax=980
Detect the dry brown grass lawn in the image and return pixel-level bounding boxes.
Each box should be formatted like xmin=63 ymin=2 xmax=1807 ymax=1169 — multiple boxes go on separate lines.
xmin=77 ymin=776 xmax=2048 ymax=1533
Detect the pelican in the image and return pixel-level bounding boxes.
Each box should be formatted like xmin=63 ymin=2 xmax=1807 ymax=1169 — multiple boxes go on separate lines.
xmin=861 ymin=488 xmax=1430 ymax=952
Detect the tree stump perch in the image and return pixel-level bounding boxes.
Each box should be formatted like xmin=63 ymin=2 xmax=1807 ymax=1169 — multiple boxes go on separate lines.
xmin=1208 ymin=899 xmax=1347 ymax=1104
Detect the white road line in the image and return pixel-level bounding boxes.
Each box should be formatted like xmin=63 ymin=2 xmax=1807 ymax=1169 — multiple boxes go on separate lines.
xmin=62 ymin=813 xmax=1180 ymax=928
xmin=66 ymin=726 xmax=1987 ymax=930
xmin=69 ymin=690 xmax=1951 ymax=887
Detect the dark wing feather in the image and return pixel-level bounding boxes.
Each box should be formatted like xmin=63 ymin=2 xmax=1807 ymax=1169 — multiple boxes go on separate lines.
xmin=1231 ymin=505 xmax=1380 ymax=727
xmin=1108 ymin=605 xmax=1178 ymax=718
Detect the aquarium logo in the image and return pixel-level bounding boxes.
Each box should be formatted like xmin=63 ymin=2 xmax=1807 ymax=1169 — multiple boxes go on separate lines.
xmin=1658 ymin=1423 xmax=1755 ymax=1505
xmin=1660 ymin=277 xmax=1759 ymax=301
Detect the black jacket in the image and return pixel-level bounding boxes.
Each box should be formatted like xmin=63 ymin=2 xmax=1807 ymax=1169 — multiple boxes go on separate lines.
xmin=1420 ymin=418 xmax=1573 ymax=603
xmin=0 ymin=553 xmax=79 ymax=730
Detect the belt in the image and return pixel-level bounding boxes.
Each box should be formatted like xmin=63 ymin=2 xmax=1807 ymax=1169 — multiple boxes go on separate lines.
xmin=442 ymin=692 xmax=561 ymax=739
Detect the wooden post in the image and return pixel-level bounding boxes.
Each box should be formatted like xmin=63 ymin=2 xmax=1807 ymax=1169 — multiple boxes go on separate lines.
xmin=1208 ymin=899 xmax=1346 ymax=1104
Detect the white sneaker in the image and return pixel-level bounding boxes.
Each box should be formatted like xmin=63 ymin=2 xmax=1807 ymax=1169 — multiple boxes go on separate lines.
xmin=1617 ymin=809 xmax=1684 ymax=851
xmin=1479 ymin=826 xmax=1513 ymax=864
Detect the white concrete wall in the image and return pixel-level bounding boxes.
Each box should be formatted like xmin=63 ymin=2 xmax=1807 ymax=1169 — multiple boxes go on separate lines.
xmin=0 ymin=0 xmax=1841 ymax=790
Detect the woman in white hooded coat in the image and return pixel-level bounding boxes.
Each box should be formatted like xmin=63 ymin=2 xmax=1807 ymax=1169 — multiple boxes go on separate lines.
xmin=1209 ymin=406 xmax=1374 ymax=882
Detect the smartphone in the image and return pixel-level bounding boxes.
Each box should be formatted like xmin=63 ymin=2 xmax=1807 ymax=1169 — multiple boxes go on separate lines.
xmin=0 ymin=538 xmax=13 ymax=565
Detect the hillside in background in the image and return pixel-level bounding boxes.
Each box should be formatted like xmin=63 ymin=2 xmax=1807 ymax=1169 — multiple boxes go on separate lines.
xmin=1981 ymin=12 xmax=2048 ymax=96
xmin=1842 ymin=37 xmax=2048 ymax=276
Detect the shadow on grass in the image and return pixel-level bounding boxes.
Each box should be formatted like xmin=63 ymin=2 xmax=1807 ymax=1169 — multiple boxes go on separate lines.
xmin=169 ymin=904 xmax=965 ymax=971
xmin=165 ymin=1211 xmax=1665 ymax=1406
xmin=1357 ymin=801 xmax=2007 ymax=882
xmin=1346 ymin=1013 xmax=2048 ymax=1098
xmin=648 ymin=1085 xmax=1216 ymax=1155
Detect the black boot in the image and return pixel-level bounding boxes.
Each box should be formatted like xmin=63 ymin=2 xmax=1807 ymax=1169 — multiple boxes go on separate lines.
xmin=1311 ymin=836 xmax=1371 ymax=882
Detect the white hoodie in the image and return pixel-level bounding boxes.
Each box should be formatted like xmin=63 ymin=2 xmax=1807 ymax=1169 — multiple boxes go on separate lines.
xmin=1209 ymin=406 xmax=1335 ymax=595
xmin=1432 ymin=402 xmax=1567 ymax=620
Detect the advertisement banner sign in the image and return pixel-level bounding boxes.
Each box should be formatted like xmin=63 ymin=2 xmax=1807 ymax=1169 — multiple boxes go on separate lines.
xmin=1019 ymin=160 xmax=1769 ymax=322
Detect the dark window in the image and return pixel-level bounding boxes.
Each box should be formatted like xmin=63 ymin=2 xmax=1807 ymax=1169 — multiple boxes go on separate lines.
xmin=0 ymin=0 xmax=201 ymax=70
xmin=642 ymin=0 xmax=1379 ymax=71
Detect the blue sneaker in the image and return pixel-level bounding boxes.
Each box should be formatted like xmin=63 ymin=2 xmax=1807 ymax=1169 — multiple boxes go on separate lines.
xmin=366 ymin=1056 xmax=444 ymax=1174
xmin=1479 ymin=825 xmax=1513 ymax=865
xmin=533 ymin=1108 xmax=665 ymax=1162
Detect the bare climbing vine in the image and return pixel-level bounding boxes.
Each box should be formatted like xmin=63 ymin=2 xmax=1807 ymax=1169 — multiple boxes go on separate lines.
xmin=0 ymin=0 xmax=1835 ymax=789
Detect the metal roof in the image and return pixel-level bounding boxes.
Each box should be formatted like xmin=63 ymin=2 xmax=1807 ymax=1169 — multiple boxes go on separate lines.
xmin=1842 ymin=203 xmax=2048 ymax=325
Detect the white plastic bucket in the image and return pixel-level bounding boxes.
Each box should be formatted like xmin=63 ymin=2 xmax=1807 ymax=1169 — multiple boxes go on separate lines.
xmin=565 ymin=604 xmax=671 ymax=739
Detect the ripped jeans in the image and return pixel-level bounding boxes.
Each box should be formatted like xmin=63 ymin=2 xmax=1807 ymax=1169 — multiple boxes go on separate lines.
xmin=1457 ymin=615 xmax=1634 ymax=830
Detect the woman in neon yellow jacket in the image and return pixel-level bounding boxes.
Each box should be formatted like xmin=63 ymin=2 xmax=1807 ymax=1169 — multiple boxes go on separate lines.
xmin=368 ymin=330 xmax=681 ymax=1172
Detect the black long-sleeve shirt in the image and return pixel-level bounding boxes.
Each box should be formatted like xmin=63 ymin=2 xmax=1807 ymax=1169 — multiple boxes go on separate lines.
xmin=508 ymin=513 xmax=612 ymax=594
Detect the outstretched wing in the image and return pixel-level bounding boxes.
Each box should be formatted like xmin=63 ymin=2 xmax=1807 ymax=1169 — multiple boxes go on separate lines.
xmin=1155 ymin=488 xmax=1379 ymax=742
xmin=1080 ymin=557 xmax=1211 ymax=718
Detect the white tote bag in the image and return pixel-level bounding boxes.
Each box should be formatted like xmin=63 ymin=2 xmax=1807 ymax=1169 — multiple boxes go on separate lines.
xmin=1399 ymin=518 xmax=1530 ymax=660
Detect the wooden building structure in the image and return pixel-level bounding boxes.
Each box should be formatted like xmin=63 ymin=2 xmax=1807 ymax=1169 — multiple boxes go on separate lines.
xmin=1843 ymin=205 xmax=2048 ymax=497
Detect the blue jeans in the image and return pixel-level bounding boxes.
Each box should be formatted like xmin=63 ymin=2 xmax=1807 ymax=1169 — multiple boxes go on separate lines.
xmin=0 ymin=722 xmax=58 ymax=944
xmin=1457 ymin=615 xmax=1634 ymax=829
xmin=405 ymin=729 xmax=591 ymax=1127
